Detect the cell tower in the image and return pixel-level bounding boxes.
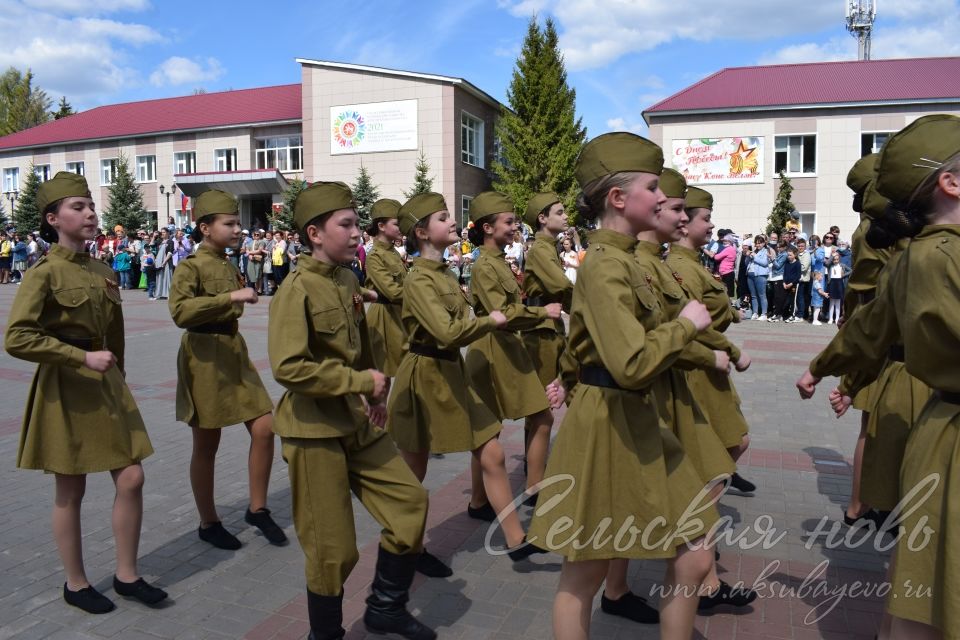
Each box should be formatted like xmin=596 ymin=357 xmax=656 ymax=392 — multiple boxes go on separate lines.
xmin=846 ymin=0 xmax=877 ymax=60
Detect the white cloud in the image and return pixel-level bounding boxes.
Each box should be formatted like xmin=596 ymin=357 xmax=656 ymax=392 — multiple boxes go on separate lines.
xmin=22 ymin=0 xmax=150 ymax=14
xmin=149 ymin=56 xmax=224 ymax=87
xmin=605 ymin=117 xmax=625 ymax=129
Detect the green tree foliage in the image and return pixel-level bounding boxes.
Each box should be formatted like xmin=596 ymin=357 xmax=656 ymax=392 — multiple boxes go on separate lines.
xmin=352 ymin=163 xmax=380 ymax=228
xmin=52 ymin=96 xmax=75 ymax=120
xmin=767 ymin=171 xmax=795 ymax=235
xmin=102 ymin=154 xmax=148 ymax=231
xmin=0 ymin=67 xmax=52 ymax=136
xmin=13 ymin=163 xmax=42 ymax=232
xmin=272 ymin=177 xmax=307 ymax=231
xmin=403 ymin=149 xmax=434 ymax=199
xmin=492 ymin=16 xmax=586 ymax=221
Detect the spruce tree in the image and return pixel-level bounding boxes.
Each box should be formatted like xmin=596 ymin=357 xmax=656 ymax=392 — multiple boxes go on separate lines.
xmin=767 ymin=171 xmax=795 ymax=235
xmin=102 ymin=154 xmax=147 ymax=231
xmin=352 ymin=163 xmax=380 ymax=228
xmin=272 ymin=177 xmax=307 ymax=231
xmin=53 ymin=96 xmax=75 ymax=120
xmin=13 ymin=163 xmax=42 ymax=232
xmin=0 ymin=68 xmax=51 ymax=135
xmin=403 ymin=150 xmax=434 ymax=199
xmin=492 ymin=16 xmax=586 ymax=219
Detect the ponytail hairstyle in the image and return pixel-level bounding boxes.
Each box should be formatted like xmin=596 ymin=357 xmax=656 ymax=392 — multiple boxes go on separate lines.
xmin=405 ymin=216 xmax=431 ymax=256
xmin=39 ymin=200 xmax=62 ymax=244
xmin=191 ymin=214 xmax=215 ymax=243
xmin=574 ymin=172 xmax=640 ymax=228
xmin=468 ymin=215 xmax=495 ymax=247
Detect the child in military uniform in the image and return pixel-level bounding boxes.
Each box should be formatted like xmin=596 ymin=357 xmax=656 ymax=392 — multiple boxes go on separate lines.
xmin=527 ymin=133 xmax=719 ymax=640
xmin=5 ymin=172 xmax=166 ymax=613
xmin=797 ymin=114 xmax=960 ymax=640
xmin=168 ymin=190 xmax=286 ymax=550
xmin=464 ymin=191 xmax=562 ymax=509
xmin=269 ymin=182 xmax=434 ymax=640
xmin=363 ymin=198 xmax=408 ymax=379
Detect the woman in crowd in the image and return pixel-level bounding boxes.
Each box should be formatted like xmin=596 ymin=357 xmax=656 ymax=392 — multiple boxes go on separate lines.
xmin=154 ymin=228 xmax=174 ymax=300
xmin=825 ymin=252 xmax=851 ymax=324
xmin=560 ymin=236 xmax=579 ymax=283
xmin=746 ymin=234 xmax=772 ymax=320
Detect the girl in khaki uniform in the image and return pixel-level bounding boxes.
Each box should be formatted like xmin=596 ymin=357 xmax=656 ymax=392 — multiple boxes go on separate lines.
xmin=797 ymin=114 xmax=960 ymax=640
xmin=528 ymin=133 xmax=719 ymax=640
xmin=168 ymin=190 xmax=285 ymax=550
xmin=5 ymin=172 xmax=166 ymax=613
xmin=363 ymin=198 xmax=407 ymax=378
xmin=387 ymin=192 xmax=547 ymax=564
xmin=465 ymin=191 xmax=562 ymax=505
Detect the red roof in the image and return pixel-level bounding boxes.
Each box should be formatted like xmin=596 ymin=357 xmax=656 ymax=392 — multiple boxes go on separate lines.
xmin=0 ymin=84 xmax=302 ymax=151
xmin=644 ymin=57 xmax=960 ymax=118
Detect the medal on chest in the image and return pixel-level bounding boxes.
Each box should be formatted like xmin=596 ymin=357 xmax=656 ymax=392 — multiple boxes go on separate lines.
xmin=352 ymin=292 xmax=363 ymax=319
xmin=644 ymin=272 xmax=653 ymax=285
xmin=671 ymin=271 xmax=684 ymax=286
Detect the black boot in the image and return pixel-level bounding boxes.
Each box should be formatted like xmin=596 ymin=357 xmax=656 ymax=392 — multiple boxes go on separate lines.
xmin=307 ymin=590 xmax=344 ymax=640
xmin=363 ymin=546 xmax=437 ymax=640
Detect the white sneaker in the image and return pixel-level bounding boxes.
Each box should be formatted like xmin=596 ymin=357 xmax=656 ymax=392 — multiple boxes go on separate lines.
xmin=827 ymin=319 xmax=834 ymax=324
xmin=758 ymin=314 xmax=767 ymax=321
xmin=812 ymin=320 xmax=822 ymax=325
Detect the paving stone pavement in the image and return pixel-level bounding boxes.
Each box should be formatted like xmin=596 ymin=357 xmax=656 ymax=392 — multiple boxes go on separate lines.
xmin=0 ymin=283 xmax=895 ymax=639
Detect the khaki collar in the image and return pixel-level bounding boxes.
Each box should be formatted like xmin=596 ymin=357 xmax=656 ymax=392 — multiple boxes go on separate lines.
xmin=635 ymin=240 xmax=664 ymax=257
xmin=411 ymin=256 xmax=448 ymax=272
xmin=479 ymin=245 xmax=506 ymax=259
xmin=50 ymin=242 xmax=90 ymax=263
xmin=669 ymin=243 xmax=700 ymax=260
xmin=297 ymin=253 xmax=340 ymax=277
xmin=589 ymin=228 xmax=637 ymax=253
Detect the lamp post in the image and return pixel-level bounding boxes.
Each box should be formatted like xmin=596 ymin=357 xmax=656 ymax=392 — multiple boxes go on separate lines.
xmin=159 ymin=183 xmax=177 ymax=229
xmin=4 ymin=190 xmax=17 ymax=222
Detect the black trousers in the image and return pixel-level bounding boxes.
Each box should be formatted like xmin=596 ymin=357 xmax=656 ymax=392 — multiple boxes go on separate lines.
xmin=773 ymin=282 xmax=794 ymax=318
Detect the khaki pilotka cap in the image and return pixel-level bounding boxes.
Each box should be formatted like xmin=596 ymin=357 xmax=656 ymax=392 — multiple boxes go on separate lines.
xmin=875 ymin=114 xmax=960 ymax=208
xmin=861 ymin=180 xmax=889 ymax=221
xmin=398 ymin=192 xmax=446 ymax=236
xmin=524 ymin=192 xmax=561 ymax=228
xmin=294 ymin=181 xmax=355 ymax=230
xmin=469 ymin=191 xmax=514 ymax=223
xmin=37 ymin=172 xmax=91 ymax=212
xmin=574 ymin=132 xmax=664 ymax=187
xmin=370 ymin=198 xmax=401 ymax=220
xmin=193 ymin=189 xmax=239 ymax=218
xmin=659 ymin=167 xmax=688 ymax=199
xmin=846 ymin=153 xmax=878 ymax=194
xmin=684 ymin=186 xmax=714 ymax=210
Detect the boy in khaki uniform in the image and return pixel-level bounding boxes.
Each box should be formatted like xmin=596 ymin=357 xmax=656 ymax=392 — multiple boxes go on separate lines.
xmin=268 ymin=182 xmax=434 ymax=640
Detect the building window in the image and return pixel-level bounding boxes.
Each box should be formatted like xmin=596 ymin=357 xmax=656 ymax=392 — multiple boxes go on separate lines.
xmin=461 ymin=195 xmax=473 ymax=220
xmin=101 ymin=158 xmax=119 ymax=185
xmin=256 ymin=136 xmax=302 ymax=172
xmin=136 ymin=155 xmax=157 ymax=183
xmin=3 ymin=167 xmax=19 ymax=192
xmin=174 ymin=151 xmax=196 ymax=175
xmin=774 ymin=135 xmax=816 ymax=175
xmin=66 ymin=161 xmax=84 ymax=176
xmin=215 ymin=148 xmax=237 ymax=172
xmin=799 ymin=212 xmax=816 ymax=237
xmin=34 ymin=164 xmax=52 ymax=182
xmin=861 ymin=132 xmax=893 ymax=156
xmin=461 ymin=112 xmax=484 ymax=168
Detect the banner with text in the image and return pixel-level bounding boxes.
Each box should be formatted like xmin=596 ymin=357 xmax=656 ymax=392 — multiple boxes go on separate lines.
xmin=671 ymin=137 xmax=764 ymax=185
xmin=330 ymin=99 xmax=418 ymax=155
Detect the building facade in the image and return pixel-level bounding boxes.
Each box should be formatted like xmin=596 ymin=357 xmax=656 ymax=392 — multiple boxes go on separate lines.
xmin=0 ymin=60 xmax=502 ymax=231
xmin=644 ymin=57 xmax=960 ymax=238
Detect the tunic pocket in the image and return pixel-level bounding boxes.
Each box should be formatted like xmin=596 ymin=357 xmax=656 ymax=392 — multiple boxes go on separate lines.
xmin=53 ymin=287 xmax=90 ymax=308
xmin=311 ymin=307 xmax=346 ymax=334
xmin=634 ymin=284 xmax=660 ymax=311
xmin=201 ymin=277 xmax=235 ymax=296
xmin=438 ymin=293 xmax=461 ymax=315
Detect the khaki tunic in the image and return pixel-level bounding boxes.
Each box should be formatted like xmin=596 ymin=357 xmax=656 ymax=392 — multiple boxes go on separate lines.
xmin=387 ymin=257 xmax=503 ymax=453
xmin=168 ymin=244 xmax=273 ymax=429
xmin=666 ymin=243 xmax=750 ymax=449
xmin=635 ymin=241 xmax=735 ymax=483
xmin=528 ymin=229 xmax=719 ymax=561
xmin=465 ymin=246 xmax=551 ymax=419
xmin=809 ymin=225 xmax=960 ymax=632
xmin=5 ymin=243 xmax=153 ymax=474
xmin=521 ymin=232 xmax=573 ymax=386
xmin=364 ymin=240 xmax=408 ymax=376
xmin=268 ymin=254 xmax=427 ymax=596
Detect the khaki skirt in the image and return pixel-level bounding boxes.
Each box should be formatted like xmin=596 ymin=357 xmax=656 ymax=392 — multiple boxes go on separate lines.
xmin=527 ymin=384 xmax=720 ymax=561
xmin=387 ymin=352 xmax=502 ymax=454
xmin=17 ymin=363 xmax=153 ymax=475
xmin=465 ymin=332 xmax=550 ymax=420
xmin=685 ymin=368 xmax=749 ymax=449
xmin=886 ymin=394 xmax=960 ymax=635
xmin=852 ymin=377 xmax=881 ymax=412
xmin=366 ymin=302 xmax=406 ymax=377
xmin=176 ymin=332 xmax=274 ymax=429
xmin=521 ymin=328 xmax=565 ymax=387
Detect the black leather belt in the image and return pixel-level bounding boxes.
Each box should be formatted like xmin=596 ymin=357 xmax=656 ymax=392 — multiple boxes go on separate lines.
xmin=59 ymin=335 xmax=106 ymax=351
xmin=578 ymin=366 xmax=626 ymax=391
xmin=409 ymin=343 xmax=457 ymax=361
xmin=939 ymin=390 xmax=960 ymax=405
xmin=525 ymin=296 xmax=543 ymax=307
xmin=187 ymin=322 xmax=238 ymax=336
xmin=888 ymin=344 xmax=905 ymax=362
xmin=369 ymin=290 xmax=400 ymax=305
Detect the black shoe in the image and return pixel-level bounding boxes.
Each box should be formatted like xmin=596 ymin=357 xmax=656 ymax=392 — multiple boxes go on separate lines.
xmin=600 ymin=591 xmax=659 ymax=624
xmin=416 ymin=549 xmax=453 ymax=578
xmin=245 ymin=508 xmax=289 ymax=546
xmin=698 ymin=580 xmax=758 ymax=610
xmin=728 ymin=473 xmax=756 ymax=495
xmin=113 ymin=576 xmax=168 ymax=605
xmin=467 ymin=501 xmax=496 ymax=522
xmin=842 ymin=507 xmax=882 ymax=529
xmin=507 ymin=538 xmax=549 ymax=562
xmin=63 ymin=583 xmax=116 ymax=614
xmin=198 ymin=521 xmax=242 ymax=550
xmin=363 ymin=546 xmax=437 ymax=640
xmin=307 ymin=590 xmax=345 ymax=640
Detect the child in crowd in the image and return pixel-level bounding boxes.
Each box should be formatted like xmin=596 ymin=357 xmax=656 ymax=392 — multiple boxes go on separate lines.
xmin=141 ymin=246 xmax=156 ymax=299
xmin=811 ymin=271 xmax=827 ymax=326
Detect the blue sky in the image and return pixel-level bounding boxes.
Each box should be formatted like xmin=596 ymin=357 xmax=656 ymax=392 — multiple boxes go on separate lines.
xmin=2 ymin=0 xmax=958 ymax=138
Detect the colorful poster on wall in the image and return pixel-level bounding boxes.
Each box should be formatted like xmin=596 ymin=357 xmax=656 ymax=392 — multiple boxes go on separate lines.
xmin=329 ymin=99 xmax=418 ymax=155
xmin=671 ymin=137 xmax=764 ymax=185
